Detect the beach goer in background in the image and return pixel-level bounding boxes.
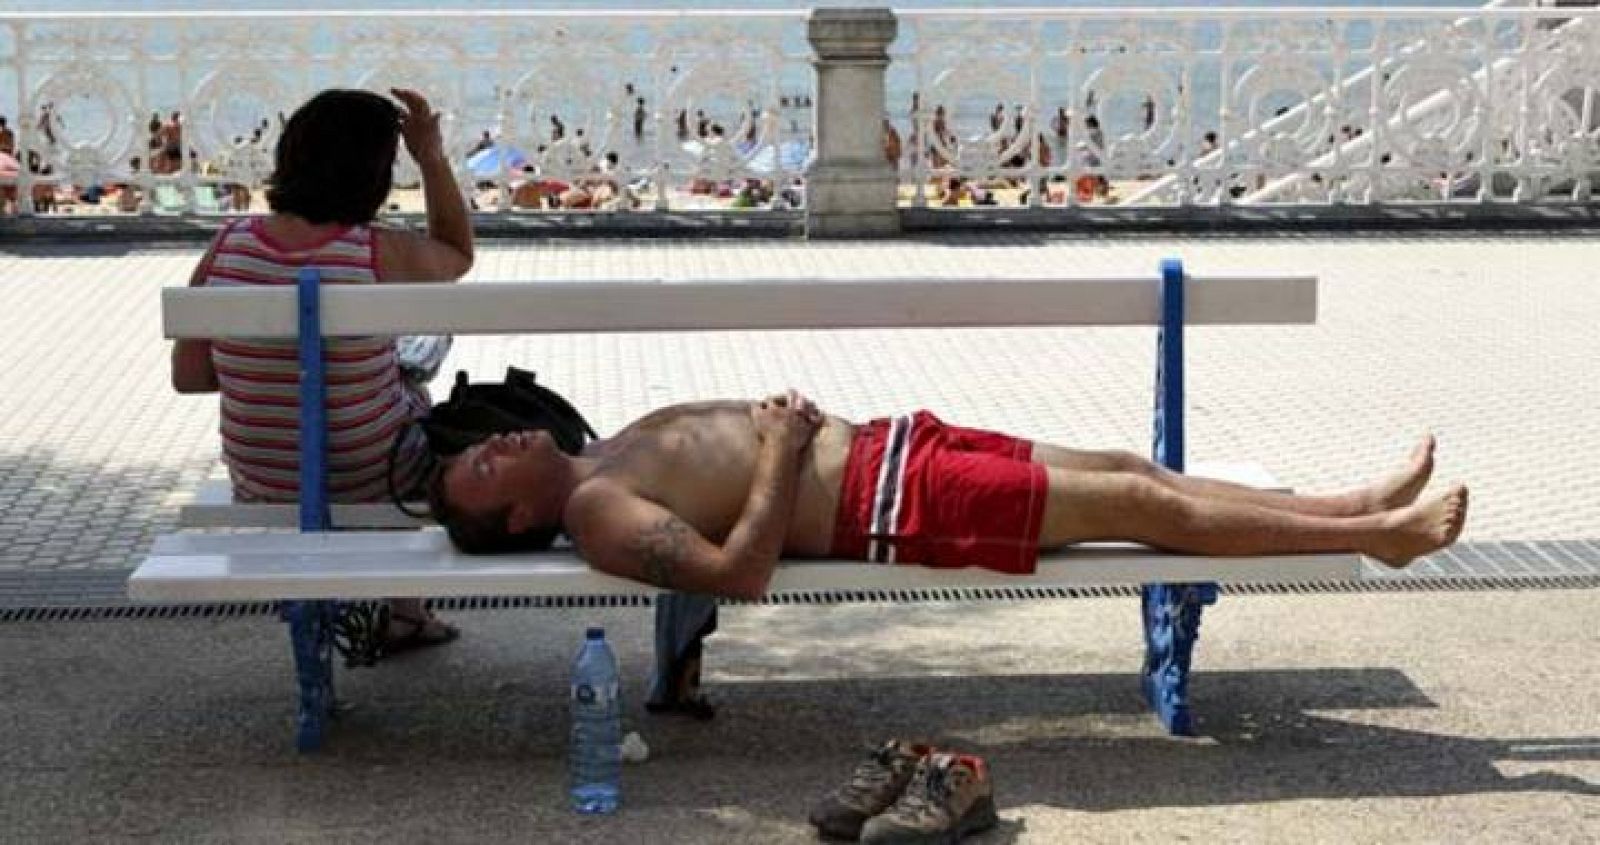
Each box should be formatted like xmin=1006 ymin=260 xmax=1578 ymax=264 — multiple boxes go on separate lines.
xmin=469 ymin=130 xmax=494 ymax=156
xmin=117 ymin=157 xmax=143 ymax=213
xmin=160 ymin=111 xmax=183 ymax=173
xmin=883 ymin=118 xmax=901 ymax=168
xmin=930 ymin=104 xmax=950 ymax=169
xmin=170 ymin=88 xmax=474 ymax=653
xmin=633 ymin=97 xmax=647 ymax=141
xmin=1052 ymin=107 xmax=1069 ymax=143
xmin=146 ymin=113 xmax=165 ymax=173
xmin=36 ymin=102 xmax=58 ymax=147
xmin=0 ymin=118 xmax=14 ymax=213
xmin=907 ymin=93 xmax=922 ymax=168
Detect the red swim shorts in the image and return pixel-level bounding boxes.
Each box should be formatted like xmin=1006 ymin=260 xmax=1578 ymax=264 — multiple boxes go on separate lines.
xmin=830 ymin=410 xmax=1047 ymax=575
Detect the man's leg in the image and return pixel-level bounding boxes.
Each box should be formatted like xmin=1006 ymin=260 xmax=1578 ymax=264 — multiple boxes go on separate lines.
xmin=1027 ymin=435 xmax=1435 ymax=518
xmin=1036 ymin=467 xmax=1467 ymax=568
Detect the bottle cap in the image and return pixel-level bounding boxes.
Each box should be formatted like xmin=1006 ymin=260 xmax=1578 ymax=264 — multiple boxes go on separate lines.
xmin=586 ymin=626 xmax=605 ymax=640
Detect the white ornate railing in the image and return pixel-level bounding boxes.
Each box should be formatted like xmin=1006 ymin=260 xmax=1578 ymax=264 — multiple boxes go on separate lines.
xmin=1 ymin=7 xmax=1597 ymax=221
xmin=891 ymin=5 xmax=1600 ymax=208
xmin=0 ymin=10 xmax=811 ymax=216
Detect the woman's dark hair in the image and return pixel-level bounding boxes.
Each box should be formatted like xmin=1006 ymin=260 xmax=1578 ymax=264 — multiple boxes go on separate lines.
xmin=425 ymin=460 xmax=561 ymax=555
xmin=267 ymin=89 xmax=400 ymax=225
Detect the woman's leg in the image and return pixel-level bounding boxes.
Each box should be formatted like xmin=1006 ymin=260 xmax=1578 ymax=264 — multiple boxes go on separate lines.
xmin=1027 ymin=435 xmax=1434 ymax=518
xmin=1036 ymin=466 xmax=1467 ymax=568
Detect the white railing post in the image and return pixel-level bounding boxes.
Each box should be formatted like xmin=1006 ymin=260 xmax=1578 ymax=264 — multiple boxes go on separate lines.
xmin=806 ymin=7 xmax=899 ymax=238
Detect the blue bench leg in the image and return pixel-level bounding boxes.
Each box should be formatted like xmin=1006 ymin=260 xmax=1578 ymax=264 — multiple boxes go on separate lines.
xmin=1140 ymin=583 xmax=1217 ymax=736
xmin=285 ymin=600 xmax=337 ymax=752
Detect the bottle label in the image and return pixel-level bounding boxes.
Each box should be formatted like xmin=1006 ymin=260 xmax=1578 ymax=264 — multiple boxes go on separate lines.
xmin=572 ymin=681 xmax=618 ymax=706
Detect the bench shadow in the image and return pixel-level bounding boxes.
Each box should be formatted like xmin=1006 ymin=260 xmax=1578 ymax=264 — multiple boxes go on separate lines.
xmin=336 ymin=660 xmax=1600 ymax=814
xmin=0 ymin=447 xmax=216 ymax=571
xmin=646 ymin=669 xmax=1600 ymax=813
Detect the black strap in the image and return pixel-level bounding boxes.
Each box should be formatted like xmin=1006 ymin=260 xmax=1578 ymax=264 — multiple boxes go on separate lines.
xmin=387 ymin=421 xmax=433 ymax=519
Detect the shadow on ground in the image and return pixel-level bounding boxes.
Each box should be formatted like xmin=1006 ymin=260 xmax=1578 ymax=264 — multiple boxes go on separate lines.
xmin=0 ymin=447 xmax=213 ymax=570
xmin=2 ymin=605 xmax=1595 ymax=841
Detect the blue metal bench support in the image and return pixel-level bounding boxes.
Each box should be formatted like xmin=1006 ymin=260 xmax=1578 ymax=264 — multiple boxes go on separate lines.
xmin=1141 ymin=258 xmax=1218 ymax=737
xmin=285 ymin=598 xmax=337 ymax=752
xmin=289 ymin=267 xmax=335 ymax=752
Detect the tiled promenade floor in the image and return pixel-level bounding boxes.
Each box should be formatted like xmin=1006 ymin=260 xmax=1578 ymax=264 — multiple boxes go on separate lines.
xmin=0 ymin=231 xmax=1596 ymax=573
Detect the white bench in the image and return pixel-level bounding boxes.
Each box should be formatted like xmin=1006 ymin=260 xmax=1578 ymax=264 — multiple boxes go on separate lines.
xmin=135 ymin=264 xmax=1360 ymax=749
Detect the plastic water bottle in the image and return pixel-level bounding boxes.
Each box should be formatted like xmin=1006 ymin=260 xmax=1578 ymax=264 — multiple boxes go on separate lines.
xmin=569 ymin=627 xmax=622 ymax=814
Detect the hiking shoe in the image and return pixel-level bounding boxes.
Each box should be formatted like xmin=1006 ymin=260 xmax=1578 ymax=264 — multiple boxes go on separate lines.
xmin=860 ymin=752 xmax=998 ymax=845
xmin=809 ymin=739 xmax=932 ymax=840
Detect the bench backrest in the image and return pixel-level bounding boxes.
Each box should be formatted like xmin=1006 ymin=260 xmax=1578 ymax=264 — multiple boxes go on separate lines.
xmin=168 ymin=264 xmax=1318 ymax=532
xmin=162 ymin=275 xmax=1318 ymax=338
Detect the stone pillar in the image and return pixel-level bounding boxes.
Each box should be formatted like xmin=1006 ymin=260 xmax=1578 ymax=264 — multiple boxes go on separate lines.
xmin=806 ymin=8 xmax=899 ymax=239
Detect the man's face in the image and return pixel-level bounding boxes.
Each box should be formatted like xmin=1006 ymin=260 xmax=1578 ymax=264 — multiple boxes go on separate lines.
xmin=443 ymin=430 xmax=564 ymax=533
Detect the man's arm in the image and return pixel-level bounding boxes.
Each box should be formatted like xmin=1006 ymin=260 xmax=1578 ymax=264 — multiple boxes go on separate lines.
xmin=569 ymin=391 xmax=819 ymax=599
xmin=566 ymin=435 xmax=803 ymax=602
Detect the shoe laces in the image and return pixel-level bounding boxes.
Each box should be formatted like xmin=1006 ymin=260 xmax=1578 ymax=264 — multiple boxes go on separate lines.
xmin=840 ymin=743 xmax=902 ymax=800
xmin=895 ymin=758 xmax=952 ymax=820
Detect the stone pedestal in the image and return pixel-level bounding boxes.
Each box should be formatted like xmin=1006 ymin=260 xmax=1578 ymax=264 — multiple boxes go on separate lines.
xmin=806 ymin=8 xmax=900 ymax=239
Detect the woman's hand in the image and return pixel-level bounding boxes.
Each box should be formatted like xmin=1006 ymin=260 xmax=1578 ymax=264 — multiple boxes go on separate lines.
xmin=391 ymin=88 xmax=444 ymax=164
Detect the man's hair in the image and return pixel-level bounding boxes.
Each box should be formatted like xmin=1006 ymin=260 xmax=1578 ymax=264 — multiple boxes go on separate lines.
xmin=425 ymin=460 xmax=562 ymax=555
xmin=266 ymin=89 xmax=399 ymax=225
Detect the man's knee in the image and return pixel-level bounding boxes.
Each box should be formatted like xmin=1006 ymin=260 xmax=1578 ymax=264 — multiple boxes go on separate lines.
xmin=1047 ymin=470 xmax=1182 ymax=542
xmin=1112 ymin=450 xmax=1152 ymax=474
xmin=1100 ymin=472 xmax=1195 ymax=536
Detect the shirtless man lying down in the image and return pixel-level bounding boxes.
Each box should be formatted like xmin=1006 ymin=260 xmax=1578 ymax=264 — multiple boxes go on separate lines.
xmin=427 ymin=390 xmax=1467 ymax=601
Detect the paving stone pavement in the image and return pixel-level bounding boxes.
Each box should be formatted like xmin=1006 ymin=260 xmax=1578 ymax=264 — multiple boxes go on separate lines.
xmin=0 ymin=232 xmax=1596 ymax=574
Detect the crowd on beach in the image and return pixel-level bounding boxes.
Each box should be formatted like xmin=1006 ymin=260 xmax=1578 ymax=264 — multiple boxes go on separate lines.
xmin=0 ymin=102 xmax=277 ymax=215
xmin=0 ymin=82 xmax=1164 ymax=217
xmin=0 ymin=81 xmax=1444 ymax=217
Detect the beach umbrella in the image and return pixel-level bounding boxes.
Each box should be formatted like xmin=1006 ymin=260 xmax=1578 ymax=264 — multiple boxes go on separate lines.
xmin=466 ymin=144 xmax=527 ymax=178
xmin=747 ymin=139 xmax=812 ymax=175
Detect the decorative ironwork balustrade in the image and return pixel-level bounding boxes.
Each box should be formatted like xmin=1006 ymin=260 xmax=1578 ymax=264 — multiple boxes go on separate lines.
xmin=0 ymin=10 xmax=811 ymax=216
xmin=891 ymin=5 xmax=1600 ymax=209
xmin=1 ymin=6 xmax=1597 ymax=220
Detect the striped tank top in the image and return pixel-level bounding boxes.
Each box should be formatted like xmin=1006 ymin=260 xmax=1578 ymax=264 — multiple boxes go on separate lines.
xmin=205 ymin=218 xmax=431 ymax=503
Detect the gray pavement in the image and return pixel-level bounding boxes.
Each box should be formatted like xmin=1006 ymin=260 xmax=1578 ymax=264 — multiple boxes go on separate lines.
xmin=1 ymin=231 xmax=1598 ymax=842
xmin=3 ymin=592 xmax=1598 ymax=842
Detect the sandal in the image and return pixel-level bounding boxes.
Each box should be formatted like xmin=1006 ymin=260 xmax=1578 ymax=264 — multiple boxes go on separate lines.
xmin=381 ymin=606 xmax=461 ymax=656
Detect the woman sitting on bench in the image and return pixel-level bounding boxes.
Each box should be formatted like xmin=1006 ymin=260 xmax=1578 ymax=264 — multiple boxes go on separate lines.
xmin=169 ymin=86 xmax=474 ymax=652
xmin=426 ymin=390 xmax=1468 ymax=601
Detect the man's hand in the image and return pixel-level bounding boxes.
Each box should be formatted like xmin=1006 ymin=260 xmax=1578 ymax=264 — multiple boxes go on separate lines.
xmin=391 ymin=88 xmax=445 ymax=164
xmin=752 ymin=389 xmax=822 ymax=455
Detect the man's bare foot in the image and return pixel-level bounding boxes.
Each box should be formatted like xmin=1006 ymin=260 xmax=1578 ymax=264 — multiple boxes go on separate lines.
xmin=1366 ymin=484 xmax=1468 ymax=568
xmin=1355 ymin=434 xmax=1436 ymax=514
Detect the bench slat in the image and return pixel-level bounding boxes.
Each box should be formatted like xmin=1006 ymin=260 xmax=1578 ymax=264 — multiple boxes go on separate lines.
xmin=163 ymin=276 xmax=1317 ymax=338
xmin=130 ymin=528 xmax=1362 ymax=602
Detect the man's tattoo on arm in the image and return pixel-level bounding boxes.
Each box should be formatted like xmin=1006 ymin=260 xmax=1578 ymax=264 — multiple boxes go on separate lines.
xmin=635 ymin=516 xmax=692 ymax=589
